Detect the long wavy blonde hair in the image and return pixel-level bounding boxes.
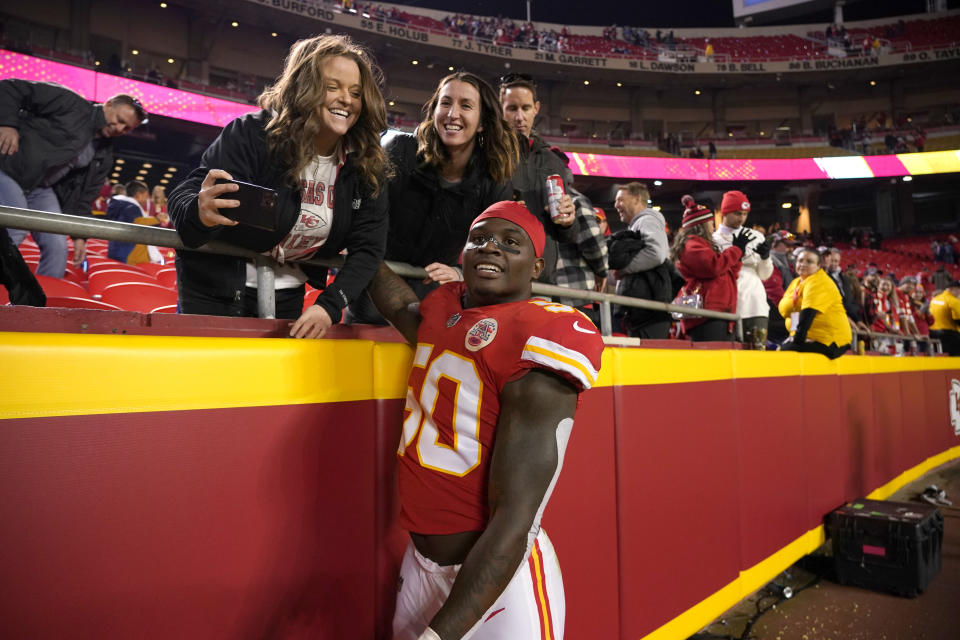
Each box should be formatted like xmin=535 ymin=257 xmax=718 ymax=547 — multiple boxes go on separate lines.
xmin=258 ymin=34 xmax=390 ymax=194
xmin=416 ymin=72 xmax=518 ymax=184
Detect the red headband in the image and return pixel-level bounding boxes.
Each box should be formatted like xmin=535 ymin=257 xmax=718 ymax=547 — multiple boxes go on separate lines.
xmin=470 ymin=201 xmax=545 ymax=257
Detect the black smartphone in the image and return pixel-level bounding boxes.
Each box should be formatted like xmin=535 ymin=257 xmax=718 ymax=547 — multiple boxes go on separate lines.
xmin=215 ymin=179 xmax=278 ymax=231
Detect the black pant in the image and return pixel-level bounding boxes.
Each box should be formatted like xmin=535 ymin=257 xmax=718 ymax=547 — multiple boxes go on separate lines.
xmin=687 ymin=319 xmax=733 ymax=342
xmin=178 ymin=283 xmax=305 ymax=320
xmin=931 ymin=330 xmax=960 ymax=356
xmin=0 ymin=227 xmax=45 ymax=306
xmin=795 ymin=340 xmax=850 ymax=359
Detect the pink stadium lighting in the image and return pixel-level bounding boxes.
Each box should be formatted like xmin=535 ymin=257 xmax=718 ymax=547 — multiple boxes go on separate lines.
xmin=0 ymin=49 xmax=258 ymax=128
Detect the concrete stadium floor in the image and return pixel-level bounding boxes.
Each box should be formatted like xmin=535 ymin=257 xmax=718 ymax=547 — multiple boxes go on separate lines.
xmin=693 ymin=458 xmax=960 ymax=640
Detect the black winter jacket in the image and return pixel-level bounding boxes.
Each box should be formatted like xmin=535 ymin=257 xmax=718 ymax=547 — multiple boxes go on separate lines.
xmin=0 ymin=79 xmax=113 ymax=217
xmin=168 ymin=110 xmax=388 ymax=323
xmin=383 ymin=133 xmax=511 ymax=267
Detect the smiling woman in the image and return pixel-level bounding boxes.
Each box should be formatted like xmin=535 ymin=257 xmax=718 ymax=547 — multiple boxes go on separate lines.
xmin=345 ymin=71 xmax=520 ymax=325
xmin=168 ymin=34 xmax=390 ymax=338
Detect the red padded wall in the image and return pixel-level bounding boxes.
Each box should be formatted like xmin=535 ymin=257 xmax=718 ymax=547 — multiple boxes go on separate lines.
xmin=614 ymin=380 xmax=742 ymax=638
xmin=0 ymin=403 xmax=379 ymax=639
xmin=838 ymin=374 xmax=876 ymax=497
xmin=2 ymin=353 xmax=958 ymax=640
xmin=898 ymin=371 xmax=930 ymax=473
xmin=735 ymin=377 xmax=808 ymax=568
xmin=800 ymin=375 xmax=847 ymax=528
xmin=544 ymin=386 xmax=620 ymax=640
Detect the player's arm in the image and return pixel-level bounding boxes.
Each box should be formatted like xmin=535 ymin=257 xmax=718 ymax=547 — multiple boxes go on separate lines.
xmin=428 ymin=368 xmax=579 ymax=640
xmin=366 ymin=262 xmax=422 ymax=346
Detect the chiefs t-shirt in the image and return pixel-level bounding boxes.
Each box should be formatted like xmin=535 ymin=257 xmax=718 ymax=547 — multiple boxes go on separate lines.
xmin=398 ymin=282 xmax=604 ymax=535
xmin=246 ymin=152 xmax=338 ymax=288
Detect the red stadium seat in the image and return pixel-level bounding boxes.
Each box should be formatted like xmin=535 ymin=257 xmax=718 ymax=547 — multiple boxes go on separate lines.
xmin=44 ymin=296 xmax=123 ymax=310
xmin=62 ymin=264 xmax=87 ymax=285
xmin=99 ymin=282 xmax=177 ymax=313
xmin=137 ymin=262 xmax=171 ymax=277
xmin=150 ymin=304 xmax=178 ymax=314
xmin=87 ymin=259 xmax=143 ymax=274
xmin=88 ymin=269 xmax=161 ymax=297
xmin=303 ymin=287 xmax=322 ymax=311
xmin=33 ymin=275 xmax=91 ymax=298
xmin=154 ymin=268 xmax=178 ymax=289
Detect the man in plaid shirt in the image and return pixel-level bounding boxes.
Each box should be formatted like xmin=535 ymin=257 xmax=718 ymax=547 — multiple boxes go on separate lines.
xmin=500 ymin=73 xmax=608 ymax=320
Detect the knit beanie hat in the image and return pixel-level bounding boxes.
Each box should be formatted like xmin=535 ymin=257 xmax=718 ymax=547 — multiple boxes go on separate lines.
xmin=720 ymin=190 xmax=750 ymax=214
xmin=681 ymin=194 xmax=696 ymax=210
xmin=681 ymin=205 xmax=714 ymax=229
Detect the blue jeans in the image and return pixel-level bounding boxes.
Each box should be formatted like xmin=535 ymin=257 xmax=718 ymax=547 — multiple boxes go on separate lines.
xmin=0 ymin=170 xmax=68 ymax=278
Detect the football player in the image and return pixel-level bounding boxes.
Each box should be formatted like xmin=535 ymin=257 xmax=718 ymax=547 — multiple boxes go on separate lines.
xmin=367 ymin=200 xmax=604 ymax=640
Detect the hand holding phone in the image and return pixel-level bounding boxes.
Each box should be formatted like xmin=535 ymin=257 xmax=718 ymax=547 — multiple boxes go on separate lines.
xmin=197 ymin=169 xmax=241 ymax=228
xmin=214 ymin=177 xmax=278 ymax=231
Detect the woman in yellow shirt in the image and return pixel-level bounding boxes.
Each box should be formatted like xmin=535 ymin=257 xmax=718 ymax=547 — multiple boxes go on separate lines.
xmin=778 ymin=248 xmax=852 ymax=359
xmin=929 ymin=280 xmax=960 ymax=356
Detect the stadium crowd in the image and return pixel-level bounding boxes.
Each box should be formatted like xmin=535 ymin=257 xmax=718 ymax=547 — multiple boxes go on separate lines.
xmin=1 ymin=9 xmax=959 ymax=356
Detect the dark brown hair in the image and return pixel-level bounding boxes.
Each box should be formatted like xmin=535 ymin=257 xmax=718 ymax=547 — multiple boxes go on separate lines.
xmin=671 ymin=222 xmax=718 ymax=261
xmin=416 ymin=72 xmax=518 ymax=184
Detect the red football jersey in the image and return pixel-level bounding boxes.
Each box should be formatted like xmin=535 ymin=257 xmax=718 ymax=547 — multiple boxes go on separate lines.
xmin=398 ymin=282 xmax=604 ymax=535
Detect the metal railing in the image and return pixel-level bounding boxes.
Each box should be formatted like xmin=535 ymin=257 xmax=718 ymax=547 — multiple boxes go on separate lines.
xmin=1 ymin=206 xmax=743 ymax=337
xmin=4 ymin=206 xmax=951 ymax=356
xmin=5 ymin=205 xmax=950 ymax=356
xmin=851 ymin=328 xmax=942 ymax=355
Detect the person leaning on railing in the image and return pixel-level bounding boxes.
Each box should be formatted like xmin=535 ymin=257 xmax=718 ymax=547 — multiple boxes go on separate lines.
xmin=345 ymin=71 xmax=517 ymax=325
xmin=778 ymin=248 xmax=852 ymax=359
xmin=0 ymin=80 xmax=146 ymax=302
xmin=168 ymin=34 xmax=390 ymax=339
xmin=929 ymin=280 xmax=960 ymax=356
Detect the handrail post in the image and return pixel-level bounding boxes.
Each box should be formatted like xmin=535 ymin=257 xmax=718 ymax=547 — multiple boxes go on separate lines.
xmin=255 ymin=258 xmax=276 ymax=319
xmin=600 ymin=299 xmax=613 ymax=336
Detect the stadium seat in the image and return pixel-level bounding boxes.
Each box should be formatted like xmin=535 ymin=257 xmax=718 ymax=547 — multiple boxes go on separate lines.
xmin=44 ymin=296 xmax=123 ymax=311
xmin=87 ymin=259 xmax=144 ymax=275
xmin=99 ymin=282 xmax=178 ymax=313
xmin=33 ymin=275 xmax=91 ymax=299
xmin=303 ymin=287 xmax=322 ymax=311
xmin=150 ymin=304 xmax=178 ymax=314
xmin=154 ymin=268 xmax=178 ymax=289
xmin=87 ymin=269 xmax=162 ymax=297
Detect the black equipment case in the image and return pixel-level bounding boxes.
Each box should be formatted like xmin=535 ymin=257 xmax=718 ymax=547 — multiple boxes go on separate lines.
xmin=826 ymin=498 xmax=943 ymax=597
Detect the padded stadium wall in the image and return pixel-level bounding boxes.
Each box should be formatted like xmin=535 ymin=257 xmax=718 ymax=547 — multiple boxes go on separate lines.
xmin=1 ymin=327 xmax=958 ymax=639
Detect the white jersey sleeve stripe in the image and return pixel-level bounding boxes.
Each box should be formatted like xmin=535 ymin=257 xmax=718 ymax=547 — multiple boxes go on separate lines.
xmin=522 ymin=336 xmax=598 ymax=389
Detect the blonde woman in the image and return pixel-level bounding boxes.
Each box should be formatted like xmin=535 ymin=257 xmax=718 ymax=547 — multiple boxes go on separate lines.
xmin=148 ymin=185 xmax=169 ymax=226
xmin=169 ymin=34 xmax=390 ymax=338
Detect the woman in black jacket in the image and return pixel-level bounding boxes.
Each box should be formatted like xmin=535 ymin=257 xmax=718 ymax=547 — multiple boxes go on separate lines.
xmin=168 ymin=35 xmax=390 ymax=338
xmin=347 ymin=72 xmax=518 ymax=324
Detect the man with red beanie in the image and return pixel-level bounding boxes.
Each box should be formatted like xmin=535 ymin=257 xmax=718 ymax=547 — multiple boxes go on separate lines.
xmin=712 ymin=190 xmax=772 ymax=348
xmin=366 ymin=200 xmax=604 ymax=640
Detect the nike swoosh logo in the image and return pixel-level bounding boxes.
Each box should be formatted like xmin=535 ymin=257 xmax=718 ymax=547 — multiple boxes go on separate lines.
xmin=484 ymin=607 xmax=506 ymax=622
xmin=573 ymin=321 xmax=596 ymax=334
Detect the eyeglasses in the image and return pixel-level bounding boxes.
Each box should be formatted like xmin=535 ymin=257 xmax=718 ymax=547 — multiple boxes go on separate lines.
xmin=499 ymin=72 xmax=534 ymax=86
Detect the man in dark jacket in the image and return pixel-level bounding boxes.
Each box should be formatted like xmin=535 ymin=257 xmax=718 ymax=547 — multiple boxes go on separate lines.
xmin=0 ymin=79 xmax=144 ymax=301
xmin=106 ymin=179 xmax=151 ymax=263
xmin=499 ymin=74 xmax=608 ymax=320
